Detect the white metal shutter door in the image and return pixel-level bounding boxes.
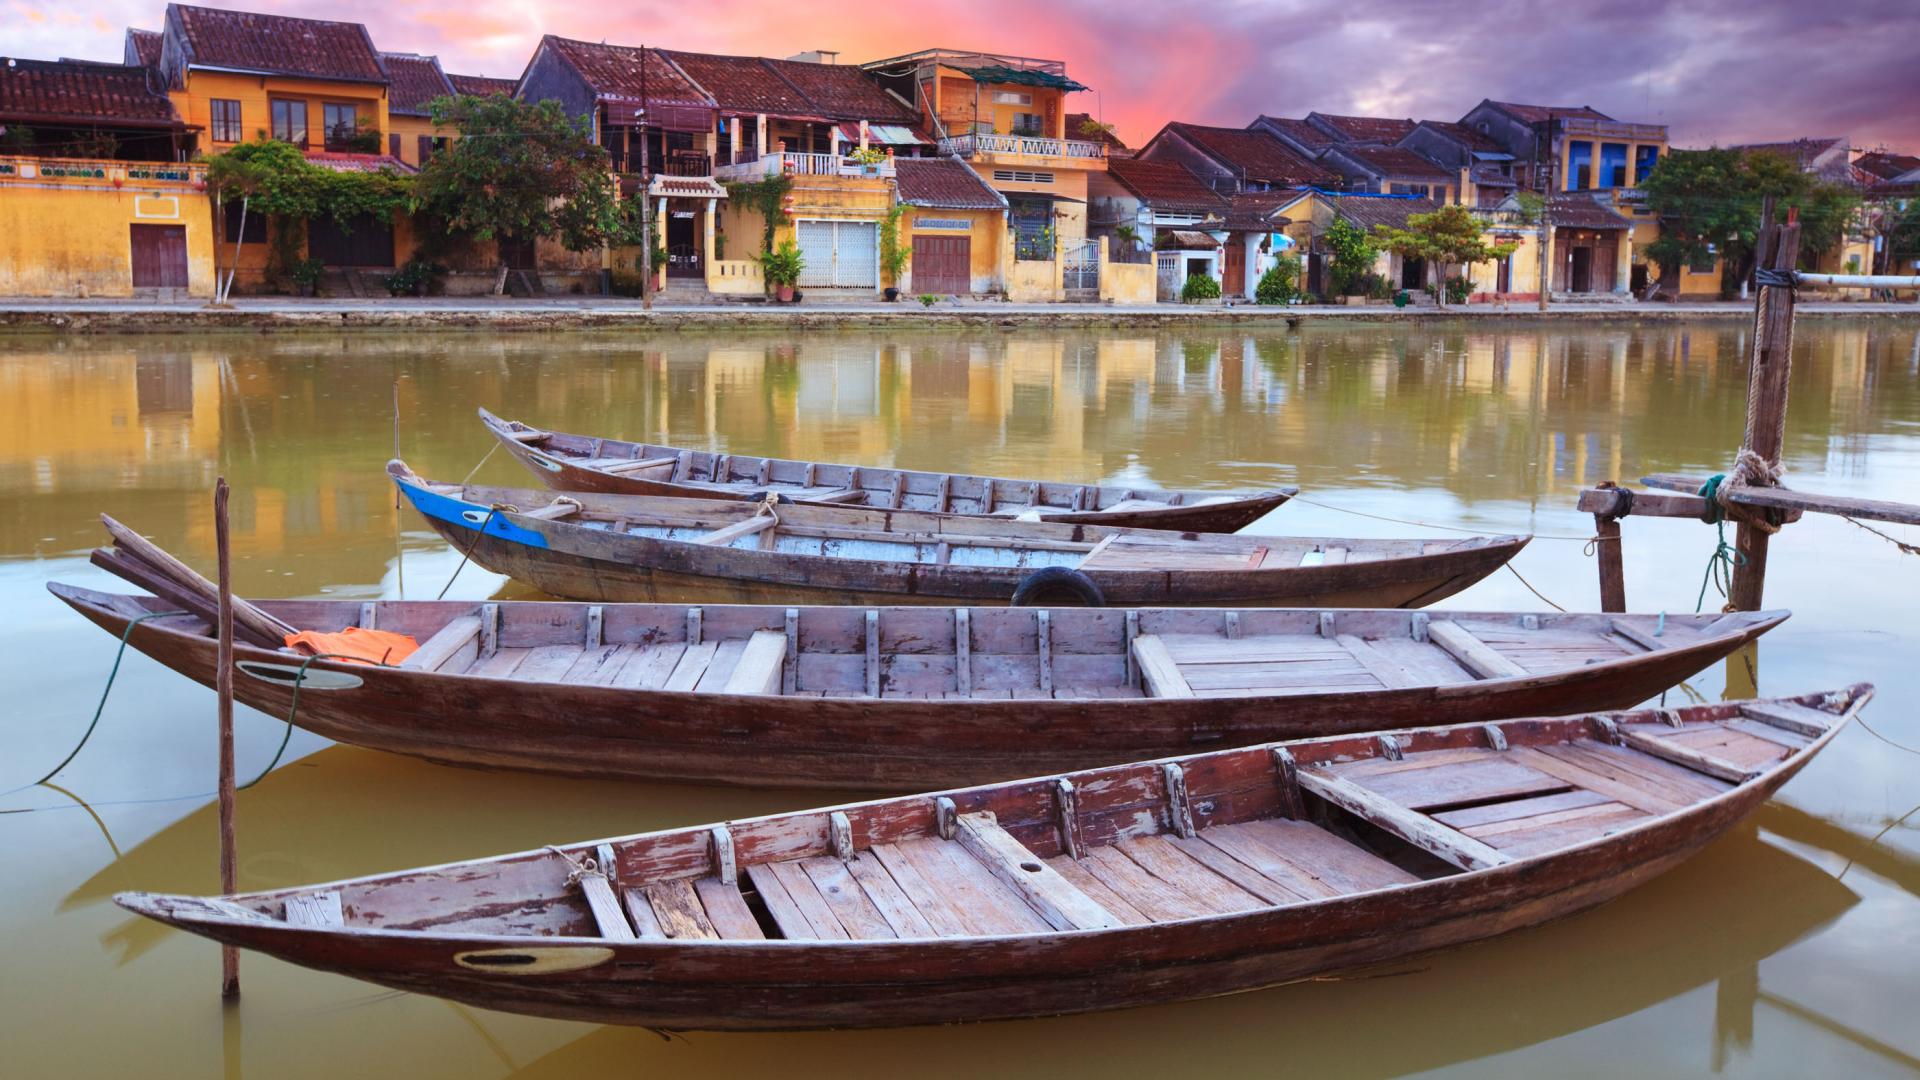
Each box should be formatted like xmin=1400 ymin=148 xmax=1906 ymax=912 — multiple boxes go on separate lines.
xmin=797 ymin=221 xmax=835 ymax=287
xmin=833 ymin=222 xmax=877 ymax=287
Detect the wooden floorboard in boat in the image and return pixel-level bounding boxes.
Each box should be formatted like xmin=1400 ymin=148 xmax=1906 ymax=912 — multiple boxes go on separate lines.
xmin=512 ymin=644 xmax=588 ymax=683
xmin=756 ymin=861 xmax=852 ymax=940
xmin=691 ymin=877 xmax=765 ymax=940
xmin=1344 ymin=754 xmax=1572 ymax=812
xmin=692 ymin=639 xmax=747 ymax=693
xmin=799 ymin=856 xmax=897 ymax=940
xmin=1628 ymin=723 xmax=1794 ymax=770
xmin=465 ymin=646 xmax=530 ymax=678
xmin=562 ymin=643 xmax=631 ymax=685
xmin=645 ymin=878 xmax=718 ymax=940
xmin=868 ymin=842 xmax=975 ymax=937
xmin=1467 ymin=804 xmax=1648 ymax=858
xmin=608 ymin=643 xmax=686 ymax=690
xmin=1724 ymin=717 xmax=1813 ymax=751
xmin=903 ymin=837 xmax=1052 ymax=935
xmin=1114 ymin=835 xmax=1265 ymax=915
xmin=1552 ymin=742 xmax=1736 ymax=802
xmin=1218 ymin=819 xmax=1420 ymax=894
xmin=1076 ymin=846 xmax=1212 ymax=922
xmin=663 ymin=642 xmax=719 ymax=693
xmin=1044 ymin=855 xmax=1151 ymax=925
xmin=1431 ymin=788 xmax=1614 ymax=830
xmin=843 ymin=851 xmax=938 ymax=938
xmin=1162 ymin=834 xmax=1313 ymax=905
xmin=1364 ymin=638 xmax=1477 ymax=685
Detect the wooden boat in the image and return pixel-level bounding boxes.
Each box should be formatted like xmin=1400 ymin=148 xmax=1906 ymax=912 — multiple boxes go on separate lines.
xmin=116 ymin=687 xmax=1871 ymax=1031
xmin=55 ymin=570 xmax=1787 ymax=789
xmin=389 ymin=460 xmax=1528 ymax=609
xmin=479 ymin=408 xmax=1296 ymax=532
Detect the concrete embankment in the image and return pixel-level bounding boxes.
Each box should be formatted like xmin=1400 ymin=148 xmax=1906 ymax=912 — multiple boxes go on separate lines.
xmin=1 ymin=299 xmax=1915 ymax=334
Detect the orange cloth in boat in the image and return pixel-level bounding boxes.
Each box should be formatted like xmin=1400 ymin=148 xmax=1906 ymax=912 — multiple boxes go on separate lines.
xmin=283 ymin=627 xmax=418 ymax=666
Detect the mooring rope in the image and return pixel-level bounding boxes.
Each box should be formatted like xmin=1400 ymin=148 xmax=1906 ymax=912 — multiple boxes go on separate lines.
xmin=1694 ymin=473 xmax=1746 ymax=612
xmin=1282 ymin=494 xmax=1601 ymax=542
xmin=436 ymin=505 xmax=505 ymax=600
xmin=15 ymin=609 xmax=188 ymax=792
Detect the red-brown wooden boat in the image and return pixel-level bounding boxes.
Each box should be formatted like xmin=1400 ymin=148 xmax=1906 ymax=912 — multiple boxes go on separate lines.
xmin=117 ymin=686 xmax=1870 ymax=1030
xmin=390 ymin=461 xmax=1527 ymax=609
xmin=480 ymin=408 xmax=1294 ymax=532
xmin=52 ymin=581 xmax=1787 ymax=789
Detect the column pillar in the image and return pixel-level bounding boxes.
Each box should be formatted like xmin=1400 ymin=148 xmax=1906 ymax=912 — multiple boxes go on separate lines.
xmin=656 ymin=198 xmax=669 ymax=289
xmin=756 ymin=114 xmax=768 ymax=159
xmin=704 ymin=199 xmax=717 ymax=287
xmin=729 ymin=118 xmax=741 ymax=165
xmin=859 ymin=120 xmax=870 ymax=151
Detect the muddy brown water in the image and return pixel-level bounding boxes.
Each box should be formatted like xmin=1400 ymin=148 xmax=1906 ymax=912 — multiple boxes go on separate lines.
xmin=2 ymin=320 xmax=1918 ymax=1077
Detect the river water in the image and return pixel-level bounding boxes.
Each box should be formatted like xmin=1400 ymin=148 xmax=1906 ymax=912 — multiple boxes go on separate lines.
xmin=2 ymin=319 xmax=1918 ymax=1077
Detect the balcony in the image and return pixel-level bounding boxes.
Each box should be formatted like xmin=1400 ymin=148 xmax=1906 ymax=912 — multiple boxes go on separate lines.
xmin=0 ymin=154 xmax=206 ymax=189
xmin=713 ymin=151 xmax=895 ymax=181
xmin=938 ymin=133 xmax=1105 ymax=162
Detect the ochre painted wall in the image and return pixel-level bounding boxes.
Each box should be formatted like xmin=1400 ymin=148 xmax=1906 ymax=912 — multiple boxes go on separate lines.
xmin=387 ymin=114 xmax=454 ymax=168
xmin=172 ymin=71 xmax=389 ymax=155
xmin=0 ymin=161 xmax=215 ymax=297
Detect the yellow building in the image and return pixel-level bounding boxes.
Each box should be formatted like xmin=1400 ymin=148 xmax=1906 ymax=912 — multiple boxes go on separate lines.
xmin=862 ymin=50 xmax=1108 ymax=273
xmin=378 ymin=53 xmax=456 ymax=169
xmin=0 ymin=58 xmax=214 ymax=297
xmin=891 ymin=157 xmax=1008 ymax=295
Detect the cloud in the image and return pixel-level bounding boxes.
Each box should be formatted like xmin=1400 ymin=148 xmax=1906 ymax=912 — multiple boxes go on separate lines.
xmin=6 ymin=0 xmax=1914 ymax=149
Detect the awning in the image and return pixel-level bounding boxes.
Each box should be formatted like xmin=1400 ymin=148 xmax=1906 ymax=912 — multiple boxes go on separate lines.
xmin=1160 ymin=230 xmax=1221 ymax=249
xmin=957 ymin=66 xmax=1089 ymax=92
xmin=649 ymin=176 xmax=727 ymax=199
xmin=836 ymin=122 xmax=927 ymax=146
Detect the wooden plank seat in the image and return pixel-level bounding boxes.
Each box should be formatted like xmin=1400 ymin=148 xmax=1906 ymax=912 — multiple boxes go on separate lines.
xmin=594 ymin=456 xmax=677 ymax=475
xmin=1077 ymin=534 xmax=1270 ymax=572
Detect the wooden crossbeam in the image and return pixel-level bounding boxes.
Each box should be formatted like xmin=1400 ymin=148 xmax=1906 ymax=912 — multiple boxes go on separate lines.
xmin=1426 ymin=621 xmax=1527 ymax=680
xmin=1642 ymin=474 xmax=1920 ymax=528
xmin=954 ymin=812 xmax=1123 ymax=931
xmin=1297 ymin=769 xmax=1511 ymax=871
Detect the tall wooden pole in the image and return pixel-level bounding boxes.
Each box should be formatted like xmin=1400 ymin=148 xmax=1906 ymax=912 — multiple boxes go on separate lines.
xmin=638 ymin=46 xmax=652 ymax=312
xmin=1537 ymin=120 xmax=1554 ymax=312
xmin=214 ymin=477 xmax=239 ymax=997
xmin=1726 ymin=200 xmax=1800 ymax=611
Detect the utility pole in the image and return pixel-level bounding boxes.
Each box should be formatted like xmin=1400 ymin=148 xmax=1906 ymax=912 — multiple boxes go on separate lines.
xmin=1727 ymin=198 xmax=1801 ymax=611
xmin=1537 ymin=119 xmax=1554 ymax=312
xmin=638 ymin=45 xmax=652 ymax=311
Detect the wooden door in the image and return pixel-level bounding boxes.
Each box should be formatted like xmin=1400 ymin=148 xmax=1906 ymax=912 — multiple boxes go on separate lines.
xmin=129 ymin=225 xmax=189 ymax=288
xmin=1222 ymin=240 xmax=1246 ymax=296
xmin=308 ymin=214 xmax=395 ymax=267
xmin=911 ymin=235 xmax=970 ymax=294
xmin=1570 ymin=247 xmax=1593 ymax=292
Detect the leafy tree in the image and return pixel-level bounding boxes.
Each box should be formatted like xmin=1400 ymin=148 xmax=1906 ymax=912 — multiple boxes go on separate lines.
xmin=1370 ymin=205 xmax=1517 ymax=307
xmin=415 ymin=95 xmax=639 ymax=257
xmin=205 ymin=139 xmax=412 ymax=298
xmin=1324 ymin=216 xmax=1376 ymax=296
xmin=1642 ymin=148 xmax=1862 ymax=298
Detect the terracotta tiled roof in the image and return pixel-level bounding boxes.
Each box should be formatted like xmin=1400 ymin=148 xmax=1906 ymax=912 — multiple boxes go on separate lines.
xmin=1327 ymin=194 xmax=1444 ymax=231
xmin=1414 ymin=119 xmax=1504 ymax=155
xmin=1223 ymin=190 xmax=1297 ymax=230
xmin=0 ymin=57 xmax=182 ymax=127
xmin=305 ymin=151 xmax=416 ymax=174
xmin=1335 ymin=145 xmax=1453 ymax=180
xmin=380 ymin=53 xmax=454 ymax=117
xmin=544 ymin=37 xmax=711 ymax=108
xmin=1547 ymin=191 xmax=1631 ymax=230
xmin=650 ymin=175 xmax=726 ymax=197
xmin=1855 ymin=151 xmax=1920 ymax=182
xmin=448 ymin=73 xmax=516 ymax=97
xmin=763 ymin=59 xmax=914 ymax=123
xmin=1105 ymin=157 xmax=1228 ymax=213
xmin=125 ymin=28 xmax=162 ymax=69
xmin=1487 ymin=100 xmax=1613 ymax=125
xmin=166 ymin=3 xmax=385 ymax=84
xmin=1159 ymin=229 xmax=1220 ymax=249
xmin=894 ymin=157 xmax=1006 ymax=209
xmin=1160 ymin=123 xmax=1336 ymax=187
xmin=1252 ymin=116 xmax=1334 ymax=151
xmin=1066 ymin=112 xmax=1126 ymax=150
xmin=1311 ymin=113 xmax=1416 ymax=144
xmin=665 ymin=51 xmax=819 ymax=118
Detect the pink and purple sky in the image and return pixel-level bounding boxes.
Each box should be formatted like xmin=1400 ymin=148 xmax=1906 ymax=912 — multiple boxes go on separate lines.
xmin=11 ymin=0 xmax=1917 ymax=151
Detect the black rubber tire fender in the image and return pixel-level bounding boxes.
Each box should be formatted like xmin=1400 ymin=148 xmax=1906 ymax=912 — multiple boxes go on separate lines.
xmin=1010 ymin=566 xmax=1106 ymax=608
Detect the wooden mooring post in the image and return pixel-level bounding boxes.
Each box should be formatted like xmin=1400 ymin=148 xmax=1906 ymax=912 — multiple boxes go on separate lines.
xmin=214 ymin=477 xmax=240 ymax=998
xmin=1574 ymin=200 xmax=1920 ymax=614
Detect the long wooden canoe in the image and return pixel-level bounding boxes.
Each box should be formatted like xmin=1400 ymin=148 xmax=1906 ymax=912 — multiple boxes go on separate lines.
xmin=389 ymin=461 xmax=1528 ymax=609
xmin=117 ymin=686 xmax=1870 ymax=1030
xmin=480 ymin=408 xmax=1296 ymax=532
xmin=54 ymin=581 xmax=1787 ymax=789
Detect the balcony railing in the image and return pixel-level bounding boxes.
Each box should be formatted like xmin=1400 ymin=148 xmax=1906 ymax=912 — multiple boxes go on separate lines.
xmin=714 ymin=151 xmax=895 ymax=181
xmin=0 ymin=154 xmax=206 ymax=188
xmin=938 ymin=133 xmax=1105 ymax=161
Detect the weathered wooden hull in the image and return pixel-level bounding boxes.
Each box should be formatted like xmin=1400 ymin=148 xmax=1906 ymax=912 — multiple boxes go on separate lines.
xmin=482 ymin=408 xmax=1292 ymax=533
xmin=54 ymin=585 xmax=1785 ymax=790
xmin=395 ymin=475 xmax=1527 ymax=610
xmin=116 ymin=693 xmax=1855 ymax=1030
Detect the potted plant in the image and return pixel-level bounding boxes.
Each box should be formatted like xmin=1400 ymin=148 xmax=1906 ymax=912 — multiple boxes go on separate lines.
xmin=385 ymin=258 xmax=445 ymax=297
xmin=757 ymin=239 xmax=804 ymax=302
xmin=847 ymin=145 xmax=887 ymax=176
xmin=1180 ymin=272 xmax=1222 ymax=305
xmin=878 ymin=205 xmax=909 ymax=301
xmin=290 ymin=258 xmax=325 ymax=297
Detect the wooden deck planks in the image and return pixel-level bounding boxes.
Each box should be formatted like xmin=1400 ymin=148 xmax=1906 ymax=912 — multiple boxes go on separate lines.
xmin=1130 ymin=635 xmax=1194 ymax=699
xmin=1215 ymin=819 xmax=1419 ymax=894
xmin=747 ymin=861 xmax=850 ymax=941
xmin=843 ymin=851 xmax=938 ymax=938
xmin=464 ymin=645 xmax=530 ymax=678
xmin=608 ymin=642 xmax=686 ymax=690
xmin=1045 ymin=855 xmax=1152 ymax=925
xmin=1076 ymin=846 xmax=1211 ymax=922
xmin=645 ymin=878 xmax=719 ymax=940
xmin=868 ymin=842 xmax=976 ymax=937
xmin=512 ymin=644 xmax=589 ymax=684
xmin=691 ymin=877 xmax=766 ymax=940
xmin=798 ymin=856 xmax=898 ymax=939
xmin=903 ymin=836 xmax=1053 ymax=935
xmin=1343 ymin=754 xmax=1572 ymax=812
xmin=1162 ymin=834 xmax=1312 ymax=905
xmin=1114 ymin=835 xmax=1265 ymax=914
xmin=663 ymin=641 xmax=720 ymax=692
xmin=1426 ymin=620 xmax=1529 ymax=680
xmin=1298 ymin=770 xmax=1512 ymax=870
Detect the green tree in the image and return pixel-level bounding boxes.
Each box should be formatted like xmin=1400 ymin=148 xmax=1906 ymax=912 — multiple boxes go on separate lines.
xmin=1371 ymin=205 xmax=1518 ymax=308
xmin=414 ymin=95 xmax=639 ymax=257
xmin=1254 ymin=255 xmax=1299 ymax=305
xmin=206 ymin=139 xmax=412 ymax=298
xmin=1324 ymin=216 xmax=1376 ymax=296
xmin=1642 ymin=148 xmax=1862 ymax=298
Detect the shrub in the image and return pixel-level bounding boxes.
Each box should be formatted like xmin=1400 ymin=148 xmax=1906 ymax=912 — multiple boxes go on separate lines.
xmin=1325 ymin=217 xmax=1377 ymax=295
xmin=1255 ymin=256 xmax=1300 ymax=305
xmin=384 ymin=258 xmax=445 ymax=296
xmin=757 ymin=239 xmax=805 ymax=288
xmin=1181 ymin=273 xmax=1222 ymax=302
xmin=918 ymin=293 xmax=939 ymax=308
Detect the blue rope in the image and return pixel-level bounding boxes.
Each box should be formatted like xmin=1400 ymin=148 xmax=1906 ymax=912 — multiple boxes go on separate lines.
xmin=29 ymin=610 xmax=189 ymax=787
xmin=1695 ymin=473 xmax=1745 ymax=612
